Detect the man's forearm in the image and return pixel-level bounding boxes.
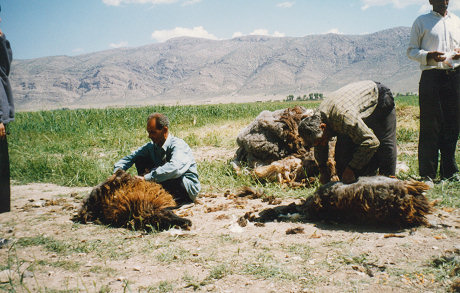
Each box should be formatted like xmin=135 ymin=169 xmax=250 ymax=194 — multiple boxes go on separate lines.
xmin=144 ymin=160 xmax=190 ymax=182
xmin=0 ymin=122 xmax=5 ymax=138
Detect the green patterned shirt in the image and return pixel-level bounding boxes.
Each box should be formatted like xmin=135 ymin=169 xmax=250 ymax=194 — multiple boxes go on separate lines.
xmin=317 ymin=80 xmax=380 ymax=171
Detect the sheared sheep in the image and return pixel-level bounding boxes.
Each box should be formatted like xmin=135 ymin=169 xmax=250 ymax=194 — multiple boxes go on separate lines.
xmin=253 ymin=176 xmax=432 ymax=227
xmin=253 ymin=155 xmax=304 ymax=184
xmin=73 ymin=169 xmax=192 ymax=231
xmin=233 ymin=106 xmax=338 ymax=185
xmin=235 ymin=106 xmax=314 ymax=167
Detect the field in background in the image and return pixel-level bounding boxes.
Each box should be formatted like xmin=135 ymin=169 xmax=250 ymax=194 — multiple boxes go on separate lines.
xmin=10 ymin=101 xmax=318 ymax=190
xmin=8 ymin=97 xmax=460 ymax=207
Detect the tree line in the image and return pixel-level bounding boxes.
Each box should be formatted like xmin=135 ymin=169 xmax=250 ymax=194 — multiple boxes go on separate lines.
xmin=284 ymin=93 xmax=323 ymax=102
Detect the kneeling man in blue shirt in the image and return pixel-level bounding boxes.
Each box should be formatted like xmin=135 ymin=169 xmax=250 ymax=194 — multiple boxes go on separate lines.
xmin=114 ymin=113 xmax=201 ymax=205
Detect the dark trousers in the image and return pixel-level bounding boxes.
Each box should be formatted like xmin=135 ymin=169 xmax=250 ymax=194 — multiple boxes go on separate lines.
xmin=0 ymin=135 xmax=10 ymax=213
xmin=335 ymin=85 xmax=397 ymax=178
xmin=134 ymin=156 xmax=192 ymax=205
xmin=418 ymin=68 xmax=460 ymax=179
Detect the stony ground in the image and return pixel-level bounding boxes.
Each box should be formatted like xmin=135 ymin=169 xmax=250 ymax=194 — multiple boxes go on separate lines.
xmin=0 ymin=183 xmax=458 ymax=292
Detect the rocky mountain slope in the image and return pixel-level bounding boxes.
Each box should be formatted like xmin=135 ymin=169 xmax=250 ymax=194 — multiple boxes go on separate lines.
xmin=11 ymin=27 xmax=420 ymax=110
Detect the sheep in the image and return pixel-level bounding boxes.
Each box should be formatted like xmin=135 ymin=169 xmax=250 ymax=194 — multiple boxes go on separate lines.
xmin=253 ymin=176 xmax=432 ymax=227
xmin=302 ymin=176 xmax=432 ymax=226
xmin=253 ymin=155 xmax=304 ymax=184
xmin=233 ymin=106 xmax=338 ymax=185
xmin=73 ymin=169 xmax=192 ymax=231
xmin=235 ymin=106 xmax=314 ymax=167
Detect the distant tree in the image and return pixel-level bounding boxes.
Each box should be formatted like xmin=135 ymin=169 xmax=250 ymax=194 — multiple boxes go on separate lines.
xmin=309 ymin=93 xmax=314 ymax=100
xmin=285 ymin=94 xmax=294 ymax=101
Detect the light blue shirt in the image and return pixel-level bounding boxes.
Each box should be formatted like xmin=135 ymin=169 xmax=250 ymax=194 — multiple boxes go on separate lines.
xmin=113 ymin=134 xmax=201 ymax=201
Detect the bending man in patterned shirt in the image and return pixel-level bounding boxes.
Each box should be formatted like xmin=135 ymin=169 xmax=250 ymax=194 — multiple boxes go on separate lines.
xmin=114 ymin=113 xmax=201 ymax=205
xmin=298 ymin=80 xmax=397 ymax=184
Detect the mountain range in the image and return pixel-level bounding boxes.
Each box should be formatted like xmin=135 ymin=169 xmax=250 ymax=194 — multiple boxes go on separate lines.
xmin=11 ymin=26 xmax=421 ymax=110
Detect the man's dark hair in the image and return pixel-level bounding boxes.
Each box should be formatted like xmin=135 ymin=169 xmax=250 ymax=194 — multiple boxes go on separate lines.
xmin=298 ymin=112 xmax=323 ymax=148
xmin=147 ymin=113 xmax=169 ymax=130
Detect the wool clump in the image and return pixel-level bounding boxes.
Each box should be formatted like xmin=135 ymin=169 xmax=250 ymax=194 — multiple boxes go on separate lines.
xmin=73 ymin=169 xmax=191 ymax=231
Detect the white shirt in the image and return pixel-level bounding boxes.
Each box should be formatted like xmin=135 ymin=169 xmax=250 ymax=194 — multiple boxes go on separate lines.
xmin=407 ymin=10 xmax=460 ymax=70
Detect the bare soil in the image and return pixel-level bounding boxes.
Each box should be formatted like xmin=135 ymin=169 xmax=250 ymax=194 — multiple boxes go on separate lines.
xmin=1 ymin=150 xmax=459 ymax=292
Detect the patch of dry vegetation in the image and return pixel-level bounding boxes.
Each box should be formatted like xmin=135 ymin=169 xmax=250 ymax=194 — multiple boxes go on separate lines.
xmin=396 ymin=105 xmax=420 ymax=131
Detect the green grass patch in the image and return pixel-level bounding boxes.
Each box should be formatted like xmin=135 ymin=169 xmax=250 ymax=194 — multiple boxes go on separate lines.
xmin=242 ymin=253 xmax=296 ymax=280
xmin=396 ymin=128 xmax=418 ymax=143
xmin=7 ymin=99 xmax=459 ymax=207
xmin=243 ymin=261 xmax=296 ymax=280
xmin=9 ymin=101 xmax=317 ymax=186
xmin=285 ymin=244 xmax=313 ymax=261
xmin=156 ymin=246 xmax=190 ymax=263
xmin=208 ymin=263 xmax=232 ymax=280
xmin=427 ymin=180 xmax=460 ymax=208
xmin=394 ymin=94 xmax=419 ymax=107
xmin=36 ymin=259 xmax=81 ymax=271
xmin=16 ymin=235 xmax=69 ymax=254
xmin=151 ymin=280 xmax=174 ymax=293
xmin=15 ymin=235 xmax=145 ymax=259
xmin=428 ymin=254 xmax=459 ymax=282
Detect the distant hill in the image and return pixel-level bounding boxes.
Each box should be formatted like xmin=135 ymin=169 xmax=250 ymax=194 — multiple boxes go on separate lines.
xmin=11 ymin=26 xmax=421 ymax=110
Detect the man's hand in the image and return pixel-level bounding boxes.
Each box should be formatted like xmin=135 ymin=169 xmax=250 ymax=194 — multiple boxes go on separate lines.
xmin=0 ymin=28 xmax=3 ymax=37
xmin=135 ymin=175 xmax=145 ymax=181
xmin=0 ymin=123 xmax=5 ymax=139
xmin=427 ymin=51 xmax=446 ymax=62
xmin=453 ymin=48 xmax=460 ymax=60
xmin=319 ymin=174 xmax=329 ymax=184
xmin=341 ymin=166 xmax=356 ymax=184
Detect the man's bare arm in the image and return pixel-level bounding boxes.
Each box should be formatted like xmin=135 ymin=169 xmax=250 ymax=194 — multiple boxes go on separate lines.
xmin=0 ymin=123 xmax=5 ymax=139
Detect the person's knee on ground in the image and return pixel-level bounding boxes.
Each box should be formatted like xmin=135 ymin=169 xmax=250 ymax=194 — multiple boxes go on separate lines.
xmin=160 ymin=178 xmax=193 ymax=206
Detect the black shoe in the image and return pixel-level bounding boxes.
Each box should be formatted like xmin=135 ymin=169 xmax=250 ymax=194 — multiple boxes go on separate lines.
xmin=442 ymin=173 xmax=460 ymax=182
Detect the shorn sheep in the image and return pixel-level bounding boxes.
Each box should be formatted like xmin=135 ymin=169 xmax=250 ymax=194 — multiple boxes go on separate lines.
xmin=253 ymin=155 xmax=304 ymax=185
xmin=253 ymin=176 xmax=432 ymax=227
xmin=73 ymin=169 xmax=192 ymax=231
xmin=235 ymin=106 xmax=313 ymax=167
xmin=234 ymin=106 xmax=337 ymax=185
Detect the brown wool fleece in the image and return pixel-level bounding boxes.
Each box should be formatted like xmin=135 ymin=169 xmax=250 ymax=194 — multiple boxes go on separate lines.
xmin=73 ymin=169 xmax=191 ymax=231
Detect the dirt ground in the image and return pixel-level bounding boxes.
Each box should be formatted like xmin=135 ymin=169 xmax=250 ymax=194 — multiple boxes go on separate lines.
xmin=1 ymin=149 xmax=459 ymax=292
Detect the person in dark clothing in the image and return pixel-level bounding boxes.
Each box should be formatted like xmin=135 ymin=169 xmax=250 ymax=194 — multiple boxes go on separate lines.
xmin=0 ymin=5 xmax=15 ymax=213
xmin=298 ymin=80 xmax=397 ymax=184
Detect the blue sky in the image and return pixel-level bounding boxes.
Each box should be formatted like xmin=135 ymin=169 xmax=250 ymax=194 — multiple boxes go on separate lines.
xmin=2 ymin=0 xmax=460 ymax=60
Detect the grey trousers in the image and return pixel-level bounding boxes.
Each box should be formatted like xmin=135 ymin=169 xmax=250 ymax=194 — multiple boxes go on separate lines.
xmin=418 ymin=68 xmax=460 ymax=179
xmin=0 ymin=135 xmax=10 ymax=213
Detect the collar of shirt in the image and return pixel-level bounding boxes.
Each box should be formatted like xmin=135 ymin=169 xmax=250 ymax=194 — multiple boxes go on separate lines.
xmin=431 ymin=10 xmax=451 ymax=19
xmin=160 ymin=133 xmax=173 ymax=152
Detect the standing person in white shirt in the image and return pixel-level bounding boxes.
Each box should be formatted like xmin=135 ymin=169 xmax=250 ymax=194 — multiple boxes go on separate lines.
xmin=407 ymin=0 xmax=460 ymax=182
